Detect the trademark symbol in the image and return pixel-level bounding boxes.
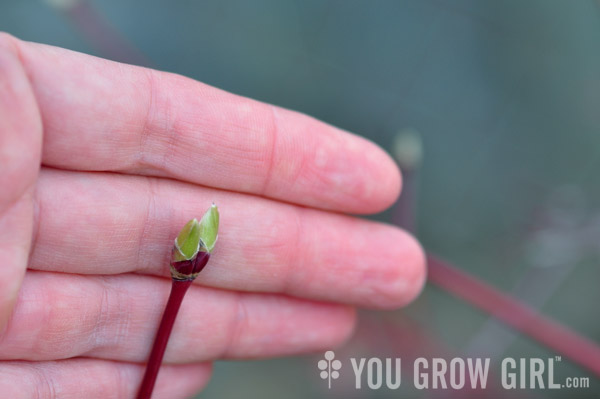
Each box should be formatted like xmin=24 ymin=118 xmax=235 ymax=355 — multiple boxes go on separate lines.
xmin=555 ymin=356 xmax=561 ymax=362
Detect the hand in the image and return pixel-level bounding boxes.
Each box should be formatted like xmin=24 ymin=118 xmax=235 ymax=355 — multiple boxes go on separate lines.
xmin=0 ymin=33 xmax=425 ymax=398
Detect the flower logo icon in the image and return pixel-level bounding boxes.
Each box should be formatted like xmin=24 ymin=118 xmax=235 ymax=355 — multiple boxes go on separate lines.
xmin=318 ymin=350 xmax=342 ymax=388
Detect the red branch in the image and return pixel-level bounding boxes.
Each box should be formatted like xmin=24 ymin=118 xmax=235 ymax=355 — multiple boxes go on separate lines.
xmin=427 ymin=254 xmax=600 ymax=377
xmin=136 ymin=279 xmax=193 ymax=399
xmin=61 ymin=1 xmax=152 ymax=67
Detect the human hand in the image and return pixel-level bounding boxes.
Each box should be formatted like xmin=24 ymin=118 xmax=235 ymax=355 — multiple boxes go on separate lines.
xmin=0 ymin=33 xmax=425 ymax=398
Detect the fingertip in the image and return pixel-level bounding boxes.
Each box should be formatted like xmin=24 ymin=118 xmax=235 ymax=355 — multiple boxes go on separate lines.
xmin=333 ymin=305 xmax=358 ymax=348
xmin=294 ymin=303 xmax=357 ymax=354
xmin=327 ymin=133 xmax=403 ymax=214
xmin=153 ymin=362 xmax=213 ymax=398
xmin=310 ymin=303 xmax=358 ymax=349
xmin=395 ymin=232 xmax=427 ymax=307
xmin=363 ymin=142 xmax=403 ymax=213
xmin=366 ymin=228 xmax=427 ymax=309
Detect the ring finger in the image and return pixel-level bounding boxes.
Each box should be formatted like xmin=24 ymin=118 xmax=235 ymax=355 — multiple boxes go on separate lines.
xmin=0 ymin=271 xmax=355 ymax=363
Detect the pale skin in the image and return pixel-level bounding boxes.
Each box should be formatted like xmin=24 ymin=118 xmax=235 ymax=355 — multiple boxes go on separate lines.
xmin=0 ymin=33 xmax=426 ymax=398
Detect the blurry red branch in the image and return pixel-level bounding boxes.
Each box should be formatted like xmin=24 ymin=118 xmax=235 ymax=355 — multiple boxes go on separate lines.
xmin=392 ymin=129 xmax=600 ymax=378
xmin=49 ymin=0 xmax=151 ymax=67
xmin=427 ymin=254 xmax=600 ymax=377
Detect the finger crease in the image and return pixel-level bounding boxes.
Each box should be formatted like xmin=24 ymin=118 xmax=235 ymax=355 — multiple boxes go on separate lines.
xmin=281 ymin=206 xmax=305 ymax=295
xmin=31 ymin=362 xmax=57 ymax=399
xmin=261 ymin=105 xmax=279 ymax=196
xmin=136 ymin=177 xmax=158 ymax=274
xmin=137 ymin=68 xmax=157 ymax=170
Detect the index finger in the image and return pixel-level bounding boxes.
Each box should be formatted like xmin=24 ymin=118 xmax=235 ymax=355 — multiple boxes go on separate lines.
xmin=10 ymin=34 xmax=401 ymax=214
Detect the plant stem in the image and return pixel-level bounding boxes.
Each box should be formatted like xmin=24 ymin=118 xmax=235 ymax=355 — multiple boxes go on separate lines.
xmin=427 ymin=254 xmax=600 ymax=377
xmin=137 ymin=279 xmax=193 ymax=399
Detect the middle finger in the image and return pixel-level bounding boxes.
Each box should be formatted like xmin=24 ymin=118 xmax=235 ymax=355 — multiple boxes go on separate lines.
xmin=30 ymin=168 xmax=425 ymax=309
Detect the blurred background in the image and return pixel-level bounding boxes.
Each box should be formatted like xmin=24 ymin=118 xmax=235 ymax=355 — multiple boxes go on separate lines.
xmin=2 ymin=0 xmax=599 ymax=397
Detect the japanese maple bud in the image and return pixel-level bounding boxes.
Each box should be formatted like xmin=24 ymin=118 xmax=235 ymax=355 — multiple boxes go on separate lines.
xmin=170 ymin=204 xmax=219 ymax=280
xmin=197 ymin=203 xmax=219 ymax=253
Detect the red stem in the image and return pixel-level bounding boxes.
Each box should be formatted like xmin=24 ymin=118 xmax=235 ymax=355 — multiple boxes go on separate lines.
xmin=137 ymin=279 xmax=193 ymax=399
xmin=63 ymin=1 xmax=152 ymax=67
xmin=427 ymin=254 xmax=600 ymax=377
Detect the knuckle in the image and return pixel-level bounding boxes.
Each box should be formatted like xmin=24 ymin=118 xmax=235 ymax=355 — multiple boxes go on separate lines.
xmin=31 ymin=365 xmax=57 ymax=399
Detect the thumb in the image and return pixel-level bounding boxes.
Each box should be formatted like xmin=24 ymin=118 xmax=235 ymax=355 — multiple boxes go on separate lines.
xmin=0 ymin=34 xmax=42 ymax=330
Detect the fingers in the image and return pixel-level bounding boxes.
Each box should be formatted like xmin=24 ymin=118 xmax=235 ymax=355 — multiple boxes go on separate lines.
xmin=31 ymin=168 xmax=426 ymax=309
xmin=0 ymin=358 xmax=211 ymax=399
xmin=0 ymin=271 xmax=356 ymax=363
xmin=13 ymin=35 xmax=400 ymax=214
xmin=0 ymin=34 xmax=42 ymax=328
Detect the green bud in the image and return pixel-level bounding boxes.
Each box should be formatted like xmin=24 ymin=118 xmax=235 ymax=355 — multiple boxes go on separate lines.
xmin=392 ymin=128 xmax=423 ymax=170
xmin=174 ymin=219 xmax=201 ymax=261
xmin=172 ymin=204 xmax=220 ymax=262
xmin=198 ymin=203 xmax=219 ymax=252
